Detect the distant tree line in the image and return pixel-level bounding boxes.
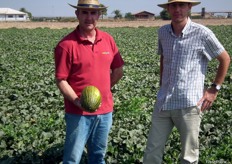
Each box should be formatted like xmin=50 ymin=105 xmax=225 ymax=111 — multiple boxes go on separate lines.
xmin=20 ymin=4 xmax=205 ymax=22
xmin=19 ymin=8 xmax=32 ymax=19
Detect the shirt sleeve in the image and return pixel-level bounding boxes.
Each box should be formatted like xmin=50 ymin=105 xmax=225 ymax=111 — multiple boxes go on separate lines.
xmin=157 ymin=28 xmax=163 ymax=56
xmin=54 ymin=45 xmax=72 ymax=80
xmin=203 ymin=30 xmax=225 ymax=61
xmin=109 ymin=36 xmax=124 ymax=69
xmin=111 ymin=51 xmax=124 ymax=69
xmin=158 ymin=38 xmax=163 ymax=56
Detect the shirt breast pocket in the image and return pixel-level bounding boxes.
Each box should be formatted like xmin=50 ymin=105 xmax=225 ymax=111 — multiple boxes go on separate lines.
xmin=179 ymin=47 xmax=203 ymax=67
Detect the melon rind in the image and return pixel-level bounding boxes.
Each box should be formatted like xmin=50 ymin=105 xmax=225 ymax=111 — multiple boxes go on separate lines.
xmin=80 ymin=86 xmax=102 ymax=113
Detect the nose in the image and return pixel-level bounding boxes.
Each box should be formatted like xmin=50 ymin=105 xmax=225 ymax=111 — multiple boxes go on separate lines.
xmin=87 ymin=12 xmax=92 ymax=17
xmin=86 ymin=14 xmax=91 ymax=20
xmin=175 ymin=6 xmax=182 ymax=12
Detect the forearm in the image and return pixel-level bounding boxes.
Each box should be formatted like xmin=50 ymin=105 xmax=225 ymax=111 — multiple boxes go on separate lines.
xmin=198 ymin=51 xmax=230 ymax=111
xmin=56 ymin=79 xmax=79 ymax=104
xmin=213 ymin=51 xmax=231 ymax=85
xmin=111 ymin=66 xmax=123 ymax=88
xmin=160 ymin=55 xmax=163 ymax=86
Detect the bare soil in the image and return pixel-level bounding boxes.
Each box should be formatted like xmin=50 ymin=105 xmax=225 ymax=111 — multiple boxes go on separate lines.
xmin=0 ymin=19 xmax=232 ymax=29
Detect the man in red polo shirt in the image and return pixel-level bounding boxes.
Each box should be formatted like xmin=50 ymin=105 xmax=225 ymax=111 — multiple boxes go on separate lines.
xmin=54 ymin=0 xmax=124 ymax=163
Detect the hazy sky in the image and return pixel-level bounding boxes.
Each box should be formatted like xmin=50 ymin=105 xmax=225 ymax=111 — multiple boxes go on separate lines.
xmin=1 ymin=0 xmax=232 ymax=17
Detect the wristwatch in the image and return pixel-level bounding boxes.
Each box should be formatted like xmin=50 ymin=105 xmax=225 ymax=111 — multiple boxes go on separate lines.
xmin=211 ymin=83 xmax=221 ymax=91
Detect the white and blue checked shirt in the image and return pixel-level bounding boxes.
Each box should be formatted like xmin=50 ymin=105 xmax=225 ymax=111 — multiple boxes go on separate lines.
xmin=156 ymin=18 xmax=225 ymax=111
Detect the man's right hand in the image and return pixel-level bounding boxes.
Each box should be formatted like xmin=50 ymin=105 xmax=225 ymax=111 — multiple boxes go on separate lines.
xmin=74 ymin=97 xmax=82 ymax=109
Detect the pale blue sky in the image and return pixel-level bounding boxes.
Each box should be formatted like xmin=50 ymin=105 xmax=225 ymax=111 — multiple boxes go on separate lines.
xmin=1 ymin=0 xmax=232 ymax=17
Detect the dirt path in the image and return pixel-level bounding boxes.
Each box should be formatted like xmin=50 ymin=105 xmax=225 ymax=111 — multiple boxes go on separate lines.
xmin=0 ymin=19 xmax=232 ymax=29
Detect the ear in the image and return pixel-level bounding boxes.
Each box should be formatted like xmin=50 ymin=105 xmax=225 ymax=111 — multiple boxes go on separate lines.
xmin=75 ymin=10 xmax=79 ymax=17
xmin=188 ymin=3 xmax=192 ymax=9
xmin=97 ymin=11 xmax=101 ymax=19
xmin=166 ymin=5 xmax=170 ymax=12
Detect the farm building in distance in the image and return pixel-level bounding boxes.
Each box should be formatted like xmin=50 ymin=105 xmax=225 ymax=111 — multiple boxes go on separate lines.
xmin=192 ymin=8 xmax=232 ymax=18
xmin=0 ymin=8 xmax=28 ymax=21
xmin=133 ymin=11 xmax=155 ymax=20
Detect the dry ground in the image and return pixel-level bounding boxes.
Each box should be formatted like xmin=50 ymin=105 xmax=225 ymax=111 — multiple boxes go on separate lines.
xmin=0 ymin=19 xmax=232 ymax=29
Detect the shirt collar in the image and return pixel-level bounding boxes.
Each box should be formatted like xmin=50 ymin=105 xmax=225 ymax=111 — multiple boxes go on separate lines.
xmin=182 ymin=17 xmax=192 ymax=36
xmin=75 ymin=26 xmax=102 ymax=43
xmin=168 ymin=17 xmax=192 ymax=37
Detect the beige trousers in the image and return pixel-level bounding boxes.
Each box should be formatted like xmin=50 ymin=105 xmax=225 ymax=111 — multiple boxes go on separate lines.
xmin=143 ymin=106 xmax=202 ymax=164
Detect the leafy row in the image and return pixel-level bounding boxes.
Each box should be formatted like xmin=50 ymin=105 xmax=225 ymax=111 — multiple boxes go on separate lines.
xmin=0 ymin=26 xmax=231 ymax=163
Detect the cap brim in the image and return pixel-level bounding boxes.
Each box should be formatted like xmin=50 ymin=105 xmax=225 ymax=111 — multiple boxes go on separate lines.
xmin=157 ymin=2 xmax=200 ymax=8
xmin=68 ymin=3 xmax=107 ymax=10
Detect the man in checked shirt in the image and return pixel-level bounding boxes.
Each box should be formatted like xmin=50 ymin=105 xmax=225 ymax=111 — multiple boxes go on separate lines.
xmin=143 ymin=0 xmax=231 ymax=163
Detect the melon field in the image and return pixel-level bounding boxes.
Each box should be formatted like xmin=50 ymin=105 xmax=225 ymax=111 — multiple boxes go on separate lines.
xmin=0 ymin=25 xmax=231 ymax=164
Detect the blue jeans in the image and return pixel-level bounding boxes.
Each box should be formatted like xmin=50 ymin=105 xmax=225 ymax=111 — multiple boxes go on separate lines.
xmin=63 ymin=112 xmax=113 ymax=164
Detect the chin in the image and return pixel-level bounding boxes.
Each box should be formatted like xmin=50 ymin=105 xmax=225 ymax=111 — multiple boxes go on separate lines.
xmin=173 ymin=18 xmax=185 ymax=23
xmin=86 ymin=24 xmax=95 ymax=29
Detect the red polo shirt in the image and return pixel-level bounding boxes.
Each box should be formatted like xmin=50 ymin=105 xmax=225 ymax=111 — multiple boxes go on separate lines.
xmin=54 ymin=27 xmax=124 ymax=115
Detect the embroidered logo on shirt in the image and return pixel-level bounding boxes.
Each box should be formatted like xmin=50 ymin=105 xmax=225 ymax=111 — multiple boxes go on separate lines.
xmin=102 ymin=51 xmax=110 ymax=55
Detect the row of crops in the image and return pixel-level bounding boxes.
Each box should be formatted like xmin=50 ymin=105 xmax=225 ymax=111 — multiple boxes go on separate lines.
xmin=0 ymin=25 xmax=231 ymax=163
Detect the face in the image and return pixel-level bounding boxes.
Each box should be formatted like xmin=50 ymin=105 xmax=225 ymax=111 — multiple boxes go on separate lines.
xmin=167 ymin=2 xmax=192 ymax=23
xmin=76 ymin=9 xmax=100 ymax=32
